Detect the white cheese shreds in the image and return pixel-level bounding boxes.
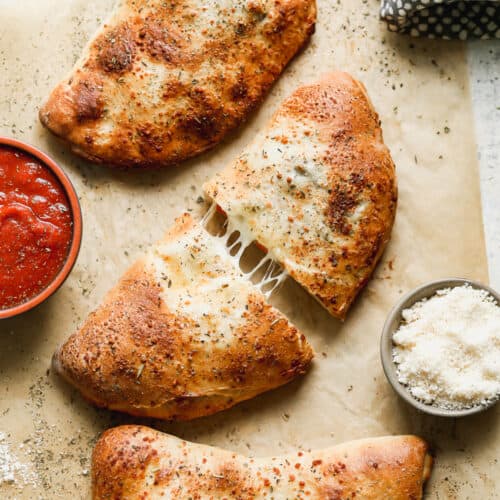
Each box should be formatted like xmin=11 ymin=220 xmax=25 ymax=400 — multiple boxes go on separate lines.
xmin=392 ymin=285 xmax=500 ymax=410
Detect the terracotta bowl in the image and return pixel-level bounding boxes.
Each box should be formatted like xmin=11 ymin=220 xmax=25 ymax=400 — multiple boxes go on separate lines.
xmin=0 ymin=137 xmax=82 ymax=319
xmin=380 ymin=278 xmax=500 ymax=417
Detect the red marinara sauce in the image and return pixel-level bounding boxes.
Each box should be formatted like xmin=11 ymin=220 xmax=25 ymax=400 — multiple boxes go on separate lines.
xmin=0 ymin=146 xmax=73 ymax=310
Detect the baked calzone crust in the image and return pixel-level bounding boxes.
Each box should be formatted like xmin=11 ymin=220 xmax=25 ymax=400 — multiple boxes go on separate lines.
xmin=92 ymin=426 xmax=433 ymax=499
xmin=39 ymin=0 xmax=316 ymax=168
xmin=53 ymin=214 xmax=313 ymax=420
xmin=204 ymin=72 xmax=397 ymax=319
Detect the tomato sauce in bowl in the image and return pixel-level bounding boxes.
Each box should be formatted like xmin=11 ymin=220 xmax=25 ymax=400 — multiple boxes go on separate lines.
xmin=0 ymin=140 xmax=81 ymax=315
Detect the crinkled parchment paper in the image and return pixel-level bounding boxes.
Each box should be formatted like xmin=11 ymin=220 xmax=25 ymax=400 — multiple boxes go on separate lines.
xmin=0 ymin=0 xmax=495 ymax=498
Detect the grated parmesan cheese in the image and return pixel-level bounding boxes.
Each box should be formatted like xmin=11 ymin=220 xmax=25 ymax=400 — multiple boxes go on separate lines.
xmin=392 ymin=284 xmax=500 ymax=410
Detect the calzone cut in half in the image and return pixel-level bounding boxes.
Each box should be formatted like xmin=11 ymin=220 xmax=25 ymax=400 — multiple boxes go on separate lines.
xmin=39 ymin=0 xmax=316 ymax=168
xmin=53 ymin=213 xmax=313 ymax=420
xmin=204 ymin=72 xmax=397 ymax=319
xmin=92 ymin=426 xmax=433 ymax=499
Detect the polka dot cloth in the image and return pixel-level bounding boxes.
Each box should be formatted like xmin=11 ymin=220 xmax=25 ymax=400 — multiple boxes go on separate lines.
xmin=380 ymin=0 xmax=500 ymax=39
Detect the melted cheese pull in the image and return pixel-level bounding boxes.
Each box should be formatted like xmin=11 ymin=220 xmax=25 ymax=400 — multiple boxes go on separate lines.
xmin=202 ymin=203 xmax=288 ymax=299
xmin=146 ymin=218 xmax=263 ymax=349
xmin=203 ymin=73 xmax=398 ymax=319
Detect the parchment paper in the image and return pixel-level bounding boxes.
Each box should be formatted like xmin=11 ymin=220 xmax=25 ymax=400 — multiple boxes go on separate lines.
xmin=0 ymin=0 xmax=495 ymax=498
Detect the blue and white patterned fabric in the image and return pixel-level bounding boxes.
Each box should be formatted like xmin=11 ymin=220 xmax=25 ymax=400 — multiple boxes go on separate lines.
xmin=380 ymin=0 xmax=500 ymax=39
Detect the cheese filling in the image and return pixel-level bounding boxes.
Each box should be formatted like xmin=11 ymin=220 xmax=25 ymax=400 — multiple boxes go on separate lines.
xmin=202 ymin=204 xmax=287 ymax=299
xmin=147 ymin=222 xmax=253 ymax=348
xmin=204 ymin=115 xmax=370 ymax=294
xmin=146 ymin=217 xmax=288 ymax=351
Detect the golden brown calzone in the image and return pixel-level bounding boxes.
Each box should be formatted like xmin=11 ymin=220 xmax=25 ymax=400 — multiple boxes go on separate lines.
xmin=39 ymin=0 xmax=316 ymax=168
xmin=92 ymin=425 xmax=433 ymax=499
xmin=204 ymin=72 xmax=397 ymax=319
xmin=53 ymin=214 xmax=313 ymax=420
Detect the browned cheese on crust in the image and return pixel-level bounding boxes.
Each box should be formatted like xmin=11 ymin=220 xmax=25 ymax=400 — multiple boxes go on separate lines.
xmin=39 ymin=0 xmax=316 ymax=168
xmin=204 ymin=72 xmax=398 ymax=319
xmin=92 ymin=426 xmax=433 ymax=499
xmin=52 ymin=214 xmax=313 ymax=420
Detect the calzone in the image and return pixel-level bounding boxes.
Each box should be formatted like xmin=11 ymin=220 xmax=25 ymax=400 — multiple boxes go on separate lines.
xmin=204 ymin=72 xmax=397 ymax=319
xmin=53 ymin=213 xmax=313 ymax=420
xmin=39 ymin=0 xmax=316 ymax=168
xmin=92 ymin=425 xmax=433 ymax=499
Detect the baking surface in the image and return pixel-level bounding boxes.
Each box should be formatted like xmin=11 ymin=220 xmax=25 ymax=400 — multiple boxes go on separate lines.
xmin=0 ymin=0 xmax=495 ymax=498
xmin=468 ymin=41 xmax=500 ymax=289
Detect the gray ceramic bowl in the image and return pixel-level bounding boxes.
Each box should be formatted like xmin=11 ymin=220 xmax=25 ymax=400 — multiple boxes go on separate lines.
xmin=381 ymin=278 xmax=500 ymax=417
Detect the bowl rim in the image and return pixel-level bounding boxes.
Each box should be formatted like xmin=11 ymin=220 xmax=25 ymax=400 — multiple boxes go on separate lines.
xmin=0 ymin=136 xmax=82 ymax=320
xmin=380 ymin=277 xmax=500 ymax=418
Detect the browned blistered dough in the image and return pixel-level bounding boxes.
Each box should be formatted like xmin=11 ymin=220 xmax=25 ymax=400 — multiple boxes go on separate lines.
xmin=92 ymin=425 xmax=433 ymax=499
xmin=204 ymin=72 xmax=397 ymax=319
xmin=39 ymin=0 xmax=316 ymax=168
xmin=53 ymin=213 xmax=313 ymax=420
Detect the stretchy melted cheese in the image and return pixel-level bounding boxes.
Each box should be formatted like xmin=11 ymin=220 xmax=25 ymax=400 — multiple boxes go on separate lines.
xmin=53 ymin=214 xmax=313 ymax=420
xmin=204 ymin=72 xmax=397 ymax=319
